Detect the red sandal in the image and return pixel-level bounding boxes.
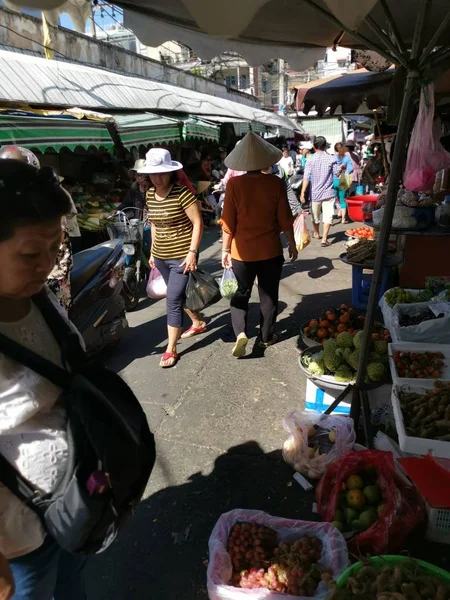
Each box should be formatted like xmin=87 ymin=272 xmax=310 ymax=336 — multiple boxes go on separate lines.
xmin=159 ymin=352 xmax=179 ymax=368
xmin=180 ymin=325 xmax=207 ymax=339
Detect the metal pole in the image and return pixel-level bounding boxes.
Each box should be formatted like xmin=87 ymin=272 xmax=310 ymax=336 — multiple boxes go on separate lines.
xmin=378 ymin=0 xmax=407 ymax=56
xmin=365 ymin=16 xmax=407 ymax=67
xmin=419 ymin=9 xmax=450 ymax=66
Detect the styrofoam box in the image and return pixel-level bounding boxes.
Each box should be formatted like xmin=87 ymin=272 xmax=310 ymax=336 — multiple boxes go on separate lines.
xmin=388 ymin=342 xmax=450 ymax=387
xmin=392 ymin=382 xmax=450 ymax=459
xmin=305 ymin=379 xmax=392 ymax=416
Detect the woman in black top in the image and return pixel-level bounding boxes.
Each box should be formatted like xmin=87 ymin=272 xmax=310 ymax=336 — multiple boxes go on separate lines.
xmin=118 ymin=159 xmax=150 ymax=213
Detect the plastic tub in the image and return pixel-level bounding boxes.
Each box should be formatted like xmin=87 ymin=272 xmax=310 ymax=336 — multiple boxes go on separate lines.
xmin=337 ymin=555 xmax=450 ymax=588
xmin=347 ymin=195 xmax=379 ymax=222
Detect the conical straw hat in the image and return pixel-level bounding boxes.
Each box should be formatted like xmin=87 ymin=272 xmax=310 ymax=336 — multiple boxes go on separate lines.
xmin=224 ymin=131 xmax=282 ymax=171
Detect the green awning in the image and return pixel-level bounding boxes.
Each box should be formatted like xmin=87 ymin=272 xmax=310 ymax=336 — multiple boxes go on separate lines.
xmin=182 ymin=117 xmax=220 ymax=142
xmin=0 ymin=114 xmax=114 ymax=151
xmin=114 ymin=112 xmax=181 ymax=149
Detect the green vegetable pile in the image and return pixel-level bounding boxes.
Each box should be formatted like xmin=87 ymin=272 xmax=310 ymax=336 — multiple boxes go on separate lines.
xmin=302 ymin=331 xmax=388 ymax=384
xmin=329 ymin=558 xmax=450 ymax=599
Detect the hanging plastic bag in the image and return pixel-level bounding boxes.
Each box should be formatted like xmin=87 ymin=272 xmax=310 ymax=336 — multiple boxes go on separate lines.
xmin=185 ymin=269 xmax=221 ymax=312
xmin=404 ymin=83 xmax=450 ymax=191
xmin=207 ymin=509 xmax=349 ymax=600
xmin=282 ymin=411 xmax=356 ymax=480
xmin=338 ymin=172 xmax=350 ymax=191
xmin=220 ymin=268 xmax=238 ymax=299
xmin=293 ymin=213 xmax=311 ymax=252
xmin=316 ymin=450 xmax=426 ymax=555
xmin=146 ymin=267 xmax=167 ymax=300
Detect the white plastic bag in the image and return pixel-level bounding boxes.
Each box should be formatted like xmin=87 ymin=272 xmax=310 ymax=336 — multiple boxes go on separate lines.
xmin=379 ymin=287 xmax=424 ymax=331
xmin=207 ymin=509 xmax=348 ymax=600
xmin=404 ymin=84 xmax=450 ymax=191
xmin=293 ymin=213 xmax=310 ymax=252
xmin=281 ymin=411 xmax=355 ymax=479
xmin=391 ymin=301 xmax=450 ymax=343
xmin=146 ymin=267 xmax=167 ymax=299
xmin=220 ymin=268 xmax=239 ymax=299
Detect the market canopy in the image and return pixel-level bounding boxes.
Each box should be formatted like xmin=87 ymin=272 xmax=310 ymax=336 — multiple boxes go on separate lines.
xmin=182 ymin=117 xmax=220 ymax=142
xmin=113 ymin=112 xmax=181 ymax=148
xmin=0 ymin=112 xmax=114 ymax=152
xmin=0 ymin=50 xmax=299 ymax=134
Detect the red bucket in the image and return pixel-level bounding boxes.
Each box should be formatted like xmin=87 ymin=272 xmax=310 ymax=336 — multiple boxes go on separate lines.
xmin=347 ymin=195 xmax=379 ymax=222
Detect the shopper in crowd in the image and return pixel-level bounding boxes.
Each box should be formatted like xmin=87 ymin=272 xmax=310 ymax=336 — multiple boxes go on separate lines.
xmin=199 ymin=152 xmax=212 ymax=181
xmin=212 ymin=147 xmax=228 ymax=180
xmin=361 ymin=143 xmax=384 ymax=188
xmin=300 ymin=136 xmax=342 ymax=247
xmin=278 ymin=145 xmax=295 ymax=178
xmin=334 ymin=142 xmax=353 ymax=224
xmin=299 ymin=141 xmax=314 ymax=168
xmin=0 ymin=159 xmax=87 ymax=598
xmin=266 ymin=164 xmax=302 ymax=217
xmin=344 ymin=139 xmax=361 ymax=195
xmin=142 ymin=148 xmax=205 ymax=368
xmin=288 ymin=143 xmax=298 ymax=164
xmin=117 ymin=159 xmax=149 ymax=213
xmin=61 ymin=175 xmax=82 ymax=254
xmin=221 ymin=132 xmax=297 ymax=358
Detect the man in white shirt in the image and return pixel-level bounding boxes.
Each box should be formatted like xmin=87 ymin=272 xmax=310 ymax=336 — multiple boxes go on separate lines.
xmin=278 ymin=145 xmax=294 ymax=178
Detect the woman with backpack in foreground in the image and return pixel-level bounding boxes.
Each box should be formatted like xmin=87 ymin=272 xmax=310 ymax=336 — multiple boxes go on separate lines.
xmin=0 ymin=159 xmax=155 ymax=599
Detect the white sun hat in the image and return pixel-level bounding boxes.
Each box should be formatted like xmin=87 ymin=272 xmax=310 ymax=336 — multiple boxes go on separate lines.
xmin=129 ymin=159 xmax=146 ymax=172
xmin=138 ymin=148 xmax=183 ymax=174
xmin=299 ymin=141 xmax=313 ymax=150
xmin=225 ymin=131 xmax=282 ymax=171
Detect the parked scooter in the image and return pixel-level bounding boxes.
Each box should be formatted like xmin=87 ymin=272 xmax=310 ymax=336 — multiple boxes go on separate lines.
xmin=107 ymin=209 xmax=150 ymax=311
xmin=70 ymin=238 xmax=129 ymax=355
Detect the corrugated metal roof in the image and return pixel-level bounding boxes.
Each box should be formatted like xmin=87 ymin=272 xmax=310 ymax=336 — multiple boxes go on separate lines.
xmin=0 ymin=49 xmax=301 ymax=133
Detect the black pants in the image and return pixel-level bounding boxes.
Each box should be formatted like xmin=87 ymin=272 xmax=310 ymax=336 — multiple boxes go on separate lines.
xmin=231 ymin=255 xmax=284 ymax=343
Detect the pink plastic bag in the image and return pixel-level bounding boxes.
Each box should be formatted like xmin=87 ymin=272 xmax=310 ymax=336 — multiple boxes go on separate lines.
xmin=207 ymin=509 xmax=349 ymax=600
xmin=293 ymin=214 xmax=310 ymax=252
xmin=403 ymin=83 xmax=450 ymax=191
xmin=146 ymin=267 xmax=167 ymax=300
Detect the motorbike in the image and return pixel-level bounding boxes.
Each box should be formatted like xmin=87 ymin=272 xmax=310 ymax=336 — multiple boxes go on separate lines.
xmin=106 ymin=209 xmax=151 ymax=311
xmin=289 ymin=166 xmax=310 ymax=210
xmin=70 ymin=238 xmax=129 ymax=355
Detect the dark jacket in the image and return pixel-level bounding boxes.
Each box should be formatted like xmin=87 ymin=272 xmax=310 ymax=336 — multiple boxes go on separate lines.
xmin=118 ymin=182 xmax=147 ymax=211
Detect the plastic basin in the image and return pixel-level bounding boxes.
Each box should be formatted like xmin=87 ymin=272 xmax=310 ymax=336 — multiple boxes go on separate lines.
xmin=347 ymin=195 xmax=378 ymax=222
xmin=337 ymin=555 xmax=450 ymax=588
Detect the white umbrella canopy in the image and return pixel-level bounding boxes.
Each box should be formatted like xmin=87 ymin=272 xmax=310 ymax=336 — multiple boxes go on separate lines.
xmin=116 ymin=0 xmax=450 ymax=70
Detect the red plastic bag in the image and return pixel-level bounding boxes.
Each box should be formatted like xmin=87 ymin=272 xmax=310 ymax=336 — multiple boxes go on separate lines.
xmin=207 ymin=509 xmax=349 ymax=600
xmin=403 ymin=83 xmax=450 ymax=191
xmin=146 ymin=267 xmax=167 ymax=300
xmin=316 ymin=450 xmax=425 ymax=555
xmin=293 ymin=214 xmax=310 ymax=252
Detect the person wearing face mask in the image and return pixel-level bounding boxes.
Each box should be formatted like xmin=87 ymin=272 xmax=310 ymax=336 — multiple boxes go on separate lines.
xmin=0 ymin=158 xmax=88 ymax=599
xmin=141 ymin=148 xmax=205 ymax=368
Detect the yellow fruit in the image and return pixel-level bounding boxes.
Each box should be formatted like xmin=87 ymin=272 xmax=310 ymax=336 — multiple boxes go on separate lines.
xmin=346 ymin=475 xmax=364 ymax=490
xmin=347 ymin=489 xmax=366 ymax=511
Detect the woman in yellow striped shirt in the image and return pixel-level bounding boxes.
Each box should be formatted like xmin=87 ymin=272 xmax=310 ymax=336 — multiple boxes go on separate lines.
xmin=140 ymin=149 xmax=205 ymax=368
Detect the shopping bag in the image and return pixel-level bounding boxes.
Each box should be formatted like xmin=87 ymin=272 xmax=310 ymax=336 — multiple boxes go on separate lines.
xmin=146 ymin=267 xmax=167 ymax=300
xmin=185 ymin=269 xmax=221 ymax=312
xmin=293 ymin=213 xmax=311 ymax=251
xmin=282 ymin=410 xmax=355 ymax=479
xmin=219 ymin=268 xmax=238 ymax=299
xmin=207 ymin=509 xmax=349 ymax=600
xmin=404 ymin=83 xmax=450 ymax=191
xmin=338 ymin=171 xmax=350 ymax=191
xmin=316 ymin=450 xmax=426 ymax=555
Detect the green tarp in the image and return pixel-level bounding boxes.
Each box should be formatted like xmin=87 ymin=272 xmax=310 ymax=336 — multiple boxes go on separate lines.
xmin=182 ymin=117 xmax=220 ymax=142
xmin=0 ymin=114 xmax=114 ymax=151
xmin=114 ymin=113 xmax=181 ymax=148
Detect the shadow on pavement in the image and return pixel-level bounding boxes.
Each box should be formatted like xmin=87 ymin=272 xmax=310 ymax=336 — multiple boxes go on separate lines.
xmin=86 ymin=441 xmax=316 ymax=600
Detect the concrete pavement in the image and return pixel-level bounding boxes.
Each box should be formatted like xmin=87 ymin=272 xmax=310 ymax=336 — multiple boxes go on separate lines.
xmin=86 ymin=222 xmax=354 ymax=599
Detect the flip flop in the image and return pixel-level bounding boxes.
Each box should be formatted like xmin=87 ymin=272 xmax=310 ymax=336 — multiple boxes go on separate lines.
xmin=321 ymin=241 xmax=331 ymax=247
xmin=180 ymin=325 xmax=207 ymax=339
xmin=232 ymin=333 xmax=248 ymax=358
xmin=259 ymin=334 xmax=278 ymax=348
xmin=160 ymin=352 xmax=179 ymax=368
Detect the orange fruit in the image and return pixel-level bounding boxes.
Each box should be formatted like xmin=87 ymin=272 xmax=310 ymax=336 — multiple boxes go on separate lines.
xmin=339 ymin=312 xmax=350 ymax=324
xmin=340 ymin=304 xmax=349 ymax=311
xmin=337 ymin=324 xmax=347 ymax=333
xmin=309 ymin=319 xmax=318 ymax=327
xmin=327 ymin=313 xmax=336 ymax=322
xmin=304 ymin=327 xmax=311 ymax=336
xmin=328 ymin=327 xmax=335 ymax=334
xmin=347 ymin=489 xmax=366 ymax=511
xmin=371 ymin=333 xmax=381 ymax=340
xmin=317 ymin=328 xmax=328 ymax=339
xmin=320 ymin=319 xmax=330 ymax=328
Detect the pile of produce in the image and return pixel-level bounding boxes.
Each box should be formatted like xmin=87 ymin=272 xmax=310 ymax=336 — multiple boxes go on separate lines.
xmin=302 ymin=305 xmax=390 ymax=344
xmin=227 ymin=523 xmax=333 ymax=596
xmin=328 ymin=471 xmax=382 ymax=536
xmin=383 ymin=287 xmax=431 ymax=307
xmin=345 ymin=239 xmax=378 ymax=264
xmin=302 ymin=330 xmax=388 ymax=383
xmin=75 ymin=194 xmax=118 ymax=233
xmin=330 ymin=558 xmax=450 ymax=599
xmin=399 ymin=381 xmax=450 ymax=441
xmin=397 ymin=306 xmax=445 ymax=327
xmin=396 ymin=188 xmax=435 ymax=207
xmin=392 ymin=350 xmax=446 ymax=379
xmin=345 ymin=226 xmax=374 ymax=240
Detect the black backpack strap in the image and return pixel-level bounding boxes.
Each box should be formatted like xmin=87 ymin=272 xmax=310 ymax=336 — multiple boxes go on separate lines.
xmin=0 ymin=454 xmax=40 ymax=506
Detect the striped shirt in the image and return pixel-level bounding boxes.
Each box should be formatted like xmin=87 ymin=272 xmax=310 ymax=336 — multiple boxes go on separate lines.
xmin=147 ymin=184 xmax=196 ymax=259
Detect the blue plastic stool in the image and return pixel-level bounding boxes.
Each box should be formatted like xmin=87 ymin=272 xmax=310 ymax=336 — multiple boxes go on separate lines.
xmin=351 ymin=264 xmax=391 ymax=310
